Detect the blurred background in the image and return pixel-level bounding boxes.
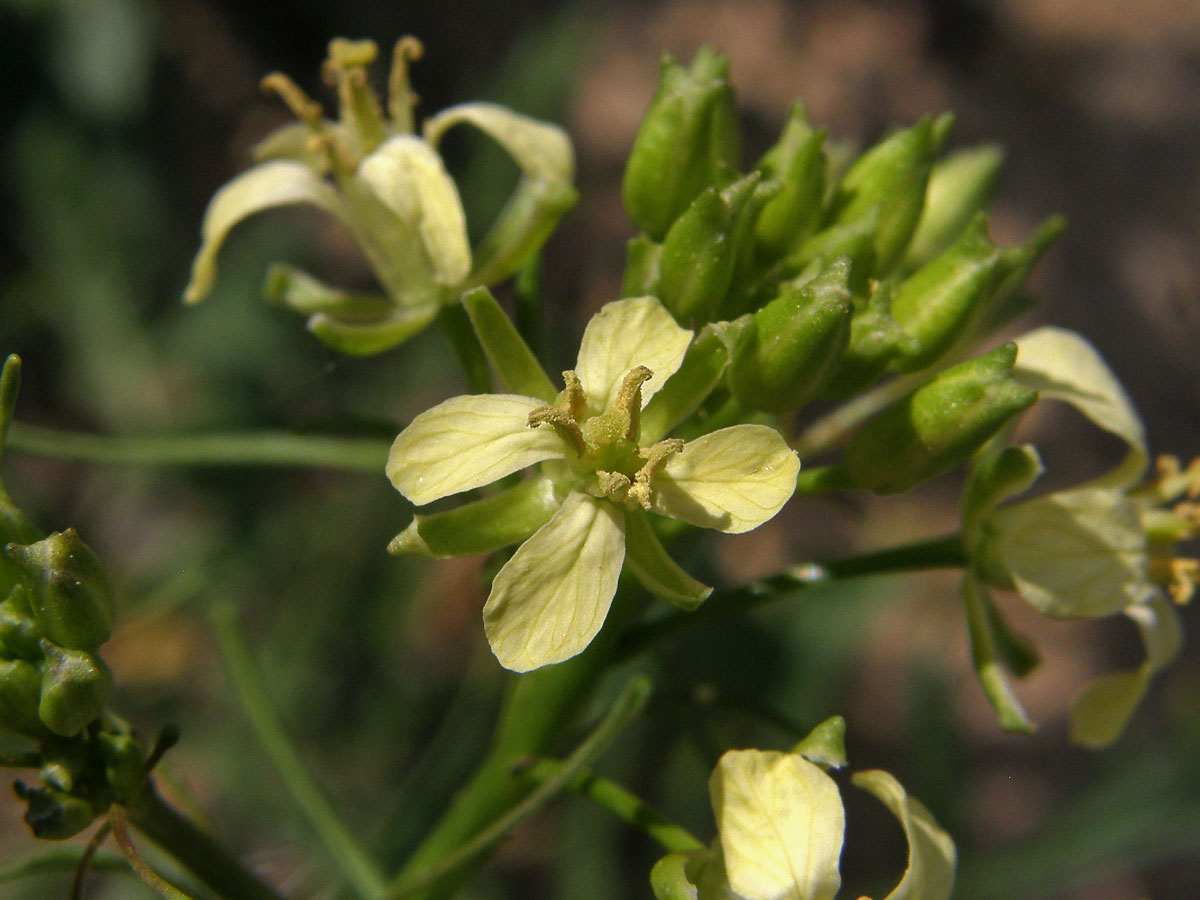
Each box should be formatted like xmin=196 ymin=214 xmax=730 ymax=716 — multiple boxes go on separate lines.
xmin=1 ymin=1 xmax=1199 ymax=898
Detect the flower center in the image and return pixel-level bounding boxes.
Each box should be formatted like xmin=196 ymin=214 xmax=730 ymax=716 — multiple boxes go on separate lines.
xmin=527 ymin=366 xmax=685 ymax=509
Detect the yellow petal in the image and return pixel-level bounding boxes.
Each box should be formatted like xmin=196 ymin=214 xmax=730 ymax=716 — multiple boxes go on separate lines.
xmin=710 ymin=749 xmax=844 ymax=900
xmin=575 ymin=297 xmax=693 ymax=413
xmin=183 ymin=160 xmax=351 ymax=304
xmin=652 ymin=425 xmax=800 ymax=533
xmin=387 ymin=394 xmax=567 ymax=505
xmin=483 ymin=493 xmax=625 ymax=672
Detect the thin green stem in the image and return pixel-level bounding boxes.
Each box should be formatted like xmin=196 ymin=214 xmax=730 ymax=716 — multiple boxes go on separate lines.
xmin=794 ymin=463 xmax=856 ymax=494
xmin=615 ymin=533 xmax=967 ymax=660
xmin=123 ymin=781 xmax=287 ymax=900
xmin=438 ymin=304 xmax=493 ymax=394
xmin=514 ymin=252 xmax=544 ymax=359
xmin=7 ymin=424 xmax=389 ymax=473
xmin=0 ymin=846 xmax=129 ymax=884
xmin=519 ymin=758 xmax=704 ymax=854
xmin=384 ymin=676 xmax=652 ymax=899
xmin=212 ymin=604 xmax=387 ymax=900
xmin=792 ymin=372 xmax=920 ymax=460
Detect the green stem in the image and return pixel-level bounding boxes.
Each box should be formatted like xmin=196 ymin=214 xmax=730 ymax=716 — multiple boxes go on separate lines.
xmin=438 ymin=304 xmax=493 ymax=394
xmin=514 ymin=252 xmax=544 ymax=359
xmin=0 ymin=846 xmax=130 ymax=884
xmin=6 ymin=424 xmax=389 ymax=473
xmin=387 ymin=589 xmax=649 ymax=900
xmin=519 ymin=759 xmax=704 ymax=854
xmin=124 ymin=780 xmax=287 ymax=900
xmin=212 ymin=605 xmax=387 ymax=900
xmin=384 ymin=676 xmax=651 ymax=899
xmin=616 ymin=533 xmax=967 ymax=659
xmin=792 ymin=372 xmax=919 ymax=460
xmin=794 ymin=463 xmax=856 ymax=494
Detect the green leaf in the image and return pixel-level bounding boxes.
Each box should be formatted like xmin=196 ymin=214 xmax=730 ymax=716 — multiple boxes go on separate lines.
xmin=462 ymin=287 xmax=557 ymax=402
xmin=622 ymin=510 xmax=712 ymax=610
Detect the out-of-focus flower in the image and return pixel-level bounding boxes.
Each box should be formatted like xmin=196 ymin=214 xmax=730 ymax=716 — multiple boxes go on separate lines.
xmin=183 ymin=37 xmax=575 ymax=355
xmin=387 ymin=296 xmax=798 ymax=671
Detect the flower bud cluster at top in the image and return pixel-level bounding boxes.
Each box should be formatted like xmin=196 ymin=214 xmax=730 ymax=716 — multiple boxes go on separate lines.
xmin=529 ymin=366 xmax=685 ymax=510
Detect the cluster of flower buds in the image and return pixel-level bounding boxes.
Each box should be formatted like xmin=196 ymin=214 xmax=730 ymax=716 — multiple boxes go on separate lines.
xmin=0 ymin=356 xmax=145 ymax=839
xmin=621 ymin=48 xmax=1064 ymax=494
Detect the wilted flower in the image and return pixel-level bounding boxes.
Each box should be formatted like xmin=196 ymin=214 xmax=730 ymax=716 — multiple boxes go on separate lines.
xmin=387 ymin=296 xmax=798 ymax=671
xmin=183 ymin=37 xmax=576 ymax=355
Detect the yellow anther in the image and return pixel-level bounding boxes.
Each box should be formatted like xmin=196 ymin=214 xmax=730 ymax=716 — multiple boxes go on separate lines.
xmin=260 ymin=73 xmax=325 ymax=128
xmin=528 ymin=405 xmax=586 ymax=457
xmin=389 ymin=36 xmax=425 ymax=133
xmin=597 ymin=470 xmax=632 ymax=503
xmin=628 ymin=438 xmax=685 ymax=509
xmin=559 ymin=370 xmax=587 ymax=421
xmin=1151 ymin=557 xmax=1199 ymax=605
xmin=322 ymin=38 xmax=387 ymax=157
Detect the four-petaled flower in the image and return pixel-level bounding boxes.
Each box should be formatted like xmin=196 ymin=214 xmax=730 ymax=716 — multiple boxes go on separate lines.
xmin=387 ymin=296 xmax=799 ymax=671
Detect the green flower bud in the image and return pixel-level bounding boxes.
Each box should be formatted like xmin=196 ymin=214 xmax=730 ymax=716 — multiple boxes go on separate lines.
xmin=13 ymin=781 xmax=95 ymax=840
xmin=98 ymin=730 xmax=145 ymax=798
xmin=38 ymin=641 xmax=112 ymax=737
xmin=753 ymin=103 xmax=828 ymax=259
xmin=657 ymin=174 xmax=762 ymax=324
xmin=0 ymin=585 xmax=42 ymax=661
xmin=621 ymin=234 xmax=664 ymax=298
xmin=787 ymin=209 xmax=879 ymax=297
xmin=825 ymin=113 xmax=954 ymax=277
xmin=903 ymin=144 xmax=1004 ymax=269
xmin=0 ymin=657 xmax=45 ymax=738
xmin=820 ymin=280 xmax=920 ymax=399
xmin=8 ymin=529 xmax=114 ymax=652
xmin=622 ymin=47 xmax=742 ymax=241
xmin=728 ymin=258 xmax=852 ymax=412
xmin=844 ymin=344 xmax=1038 ymax=494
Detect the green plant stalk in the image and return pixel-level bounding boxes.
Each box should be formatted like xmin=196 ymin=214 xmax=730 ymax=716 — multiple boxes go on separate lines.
xmin=386 ymin=589 xmax=648 ymax=900
xmin=437 ymin=304 xmax=494 ymax=394
xmin=792 ymin=370 xmax=921 ymax=460
xmin=6 ymin=424 xmax=390 ymax=473
xmin=213 ymin=604 xmax=387 ymax=900
xmin=123 ymin=780 xmax=287 ymax=900
xmin=519 ymin=759 xmax=705 ymax=853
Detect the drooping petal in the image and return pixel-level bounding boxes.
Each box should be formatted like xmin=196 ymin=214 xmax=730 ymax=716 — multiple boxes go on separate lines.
xmin=357 ymin=135 xmax=472 ymax=285
xmin=483 ymin=492 xmax=625 ymax=672
xmin=424 ymin=102 xmax=575 ymax=184
xmin=1014 ymin=327 xmax=1147 ymax=488
xmin=710 ymin=749 xmax=844 ymax=900
xmin=651 ymin=425 xmax=800 ymax=533
xmin=183 ymin=160 xmax=352 ymax=304
xmin=985 ymin=488 xmax=1149 ymax=618
xmin=1069 ymin=593 xmax=1184 ymax=748
xmin=852 ymin=770 xmax=956 ymax=900
xmin=575 ymin=297 xmax=693 ymax=412
xmin=387 ymin=394 xmax=567 ymax=505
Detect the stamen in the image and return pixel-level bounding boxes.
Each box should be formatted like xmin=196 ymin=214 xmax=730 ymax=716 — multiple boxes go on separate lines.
xmin=322 ymin=39 xmax=387 ymax=157
xmin=260 ymin=73 xmax=324 ymax=128
xmin=528 ymin=406 xmax=586 ymax=457
xmin=388 ymin=36 xmax=425 ymax=134
xmin=597 ymin=471 xmax=632 ymax=503
xmin=628 ymin=438 xmax=685 ymax=509
xmin=560 ymin=370 xmax=586 ymax=421
xmin=612 ymin=366 xmax=653 ymax=442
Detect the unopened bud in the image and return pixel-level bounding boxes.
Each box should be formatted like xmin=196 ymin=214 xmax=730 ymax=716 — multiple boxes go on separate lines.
xmin=8 ymin=529 xmax=114 ymax=652
xmin=0 ymin=585 xmax=41 ymax=661
xmin=0 ymin=658 xmax=45 ymax=738
xmin=38 ymin=641 xmax=112 ymax=737
xmin=753 ymin=103 xmax=828 ymax=259
xmin=13 ymin=781 xmax=95 ymax=840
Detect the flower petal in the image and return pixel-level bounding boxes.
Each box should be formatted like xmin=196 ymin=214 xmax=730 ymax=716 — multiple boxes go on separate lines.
xmin=1069 ymin=593 xmax=1184 ymax=748
xmin=575 ymin=297 xmax=693 ymax=412
xmin=357 ymin=135 xmax=471 ymax=285
xmin=483 ymin=492 xmax=625 ymax=672
xmin=387 ymin=394 xmax=567 ymax=505
xmin=710 ymin=749 xmax=844 ymax=900
xmin=652 ymin=425 xmax=799 ymax=533
xmin=986 ymin=488 xmax=1149 ymax=618
xmin=183 ymin=160 xmax=351 ymax=304
xmin=424 ymin=102 xmax=574 ymax=184
xmin=1014 ymin=327 xmax=1147 ymax=488
xmin=852 ymin=770 xmax=956 ymax=900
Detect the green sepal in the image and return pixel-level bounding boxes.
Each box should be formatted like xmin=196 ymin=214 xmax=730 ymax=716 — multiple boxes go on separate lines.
xmin=306 ymin=302 xmax=441 ymax=356
xmin=8 ymin=530 xmax=114 ymax=653
xmin=98 ymin=730 xmax=146 ymax=799
xmin=622 ymin=47 xmax=742 ymax=241
xmin=641 ymin=323 xmax=735 ymax=444
xmin=982 ymin=589 xmax=1041 ymax=679
xmin=715 ymin=176 xmax=785 ymax=319
xmin=903 ymin=144 xmax=1004 ymax=269
xmin=466 ymin=177 xmax=579 ymax=288
xmin=825 ymin=113 xmax=954 ymax=276
xmin=263 ymin=263 xmax=393 ymax=318
xmin=463 ymin=286 xmax=557 ymax=402
xmin=963 ymin=576 xmax=1035 ymax=733
xmin=13 ymin=781 xmax=95 ymax=840
xmin=388 ymin=476 xmax=561 ymax=558
xmin=820 ymin=280 xmax=919 ymax=399
xmin=790 ymin=715 xmax=847 ymax=769
xmin=37 ymin=641 xmax=113 ymax=737
xmin=0 ymin=585 xmax=42 ymax=661
xmin=0 ymin=354 xmax=21 ymax=462
xmin=961 ymin=440 xmax=1043 ymax=540
xmin=753 ymin=103 xmax=828 ymax=259
xmin=844 ymin=344 xmax=1038 ymax=494
xmin=0 ymin=657 xmax=46 ymax=738
xmin=650 ymin=852 xmax=700 ymax=900
xmin=622 ymin=235 xmax=664 ymax=298
xmin=657 ymin=174 xmax=761 ymax=324
xmin=728 ymin=257 xmax=852 ymax=413
xmin=623 ymin=510 xmax=712 ymax=611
